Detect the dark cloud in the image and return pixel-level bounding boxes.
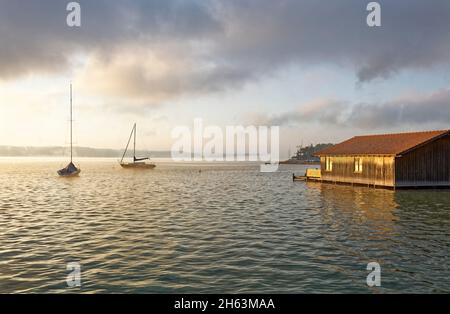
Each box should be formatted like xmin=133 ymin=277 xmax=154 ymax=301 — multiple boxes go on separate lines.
xmin=263 ymin=100 xmax=348 ymax=126
xmin=214 ymin=0 xmax=450 ymax=83
xmin=1 ymin=0 xmax=450 ymax=94
xmin=260 ymin=88 xmax=450 ymax=129
xmin=349 ymin=88 xmax=450 ymax=128
xmin=0 ymin=0 xmax=222 ymax=78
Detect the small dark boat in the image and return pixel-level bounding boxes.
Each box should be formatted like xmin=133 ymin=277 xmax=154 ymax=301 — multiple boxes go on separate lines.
xmin=293 ymin=174 xmax=307 ymax=181
xmin=58 ymin=162 xmax=81 ymax=177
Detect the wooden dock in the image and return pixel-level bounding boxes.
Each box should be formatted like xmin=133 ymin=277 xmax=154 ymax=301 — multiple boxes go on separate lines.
xmin=293 ymin=168 xmax=321 ymax=181
xmin=293 ymin=169 xmax=449 ymax=189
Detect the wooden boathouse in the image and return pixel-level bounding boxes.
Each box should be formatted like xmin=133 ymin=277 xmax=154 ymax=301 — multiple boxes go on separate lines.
xmin=302 ymin=130 xmax=450 ymax=189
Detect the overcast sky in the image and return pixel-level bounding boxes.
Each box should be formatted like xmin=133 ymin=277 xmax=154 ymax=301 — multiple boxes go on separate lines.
xmin=0 ymin=0 xmax=449 ymax=155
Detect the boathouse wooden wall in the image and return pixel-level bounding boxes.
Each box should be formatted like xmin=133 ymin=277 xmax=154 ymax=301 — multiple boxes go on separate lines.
xmin=319 ymin=156 xmax=395 ymax=187
xmin=395 ymin=134 xmax=450 ymax=187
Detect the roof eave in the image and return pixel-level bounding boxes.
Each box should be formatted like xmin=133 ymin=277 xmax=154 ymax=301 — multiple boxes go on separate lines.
xmin=396 ymin=130 xmax=450 ymax=156
xmin=315 ymin=153 xmax=397 ymax=157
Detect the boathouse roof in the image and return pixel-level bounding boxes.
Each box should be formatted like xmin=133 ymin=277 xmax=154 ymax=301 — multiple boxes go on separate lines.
xmin=315 ymin=130 xmax=450 ymax=156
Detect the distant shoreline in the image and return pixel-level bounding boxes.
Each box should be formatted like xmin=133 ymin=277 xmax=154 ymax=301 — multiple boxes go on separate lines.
xmin=0 ymin=146 xmax=324 ymax=164
xmin=0 ymin=145 xmax=171 ymax=158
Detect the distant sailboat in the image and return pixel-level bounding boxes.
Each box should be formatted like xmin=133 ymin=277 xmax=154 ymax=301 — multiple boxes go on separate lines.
xmin=57 ymin=84 xmax=81 ymax=177
xmin=119 ymin=123 xmax=156 ymax=169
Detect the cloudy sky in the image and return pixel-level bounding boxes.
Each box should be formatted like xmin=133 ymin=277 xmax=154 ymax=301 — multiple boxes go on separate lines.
xmin=0 ymin=0 xmax=449 ymax=155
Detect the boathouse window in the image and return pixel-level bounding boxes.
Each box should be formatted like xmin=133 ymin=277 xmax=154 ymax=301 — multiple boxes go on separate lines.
xmin=325 ymin=157 xmax=333 ymax=171
xmin=354 ymin=157 xmax=363 ymax=173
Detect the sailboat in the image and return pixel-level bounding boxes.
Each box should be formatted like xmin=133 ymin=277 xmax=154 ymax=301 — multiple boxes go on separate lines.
xmin=119 ymin=123 xmax=156 ymax=169
xmin=57 ymin=84 xmax=81 ymax=177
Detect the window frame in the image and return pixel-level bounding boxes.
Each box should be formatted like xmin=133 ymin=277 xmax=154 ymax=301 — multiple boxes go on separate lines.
xmin=354 ymin=157 xmax=363 ymax=173
xmin=325 ymin=157 xmax=333 ymax=172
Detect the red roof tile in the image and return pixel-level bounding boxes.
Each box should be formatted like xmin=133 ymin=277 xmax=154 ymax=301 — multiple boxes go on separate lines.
xmin=315 ymin=130 xmax=450 ymax=156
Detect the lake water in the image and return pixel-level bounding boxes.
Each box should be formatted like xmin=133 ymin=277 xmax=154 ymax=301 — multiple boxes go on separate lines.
xmin=0 ymin=158 xmax=449 ymax=293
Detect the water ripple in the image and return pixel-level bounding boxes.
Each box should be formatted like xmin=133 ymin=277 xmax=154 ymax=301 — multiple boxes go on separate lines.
xmin=0 ymin=159 xmax=449 ymax=293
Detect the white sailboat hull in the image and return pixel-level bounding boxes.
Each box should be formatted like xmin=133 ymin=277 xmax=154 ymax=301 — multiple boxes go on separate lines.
xmin=119 ymin=162 xmax=155 ymax=169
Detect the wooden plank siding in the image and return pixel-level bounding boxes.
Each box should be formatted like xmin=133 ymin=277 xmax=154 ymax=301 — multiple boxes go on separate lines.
xmin=395 ymin=134 xmax=450 ymax=187
xmin=320 ymin=156 xmax=395 ymax=187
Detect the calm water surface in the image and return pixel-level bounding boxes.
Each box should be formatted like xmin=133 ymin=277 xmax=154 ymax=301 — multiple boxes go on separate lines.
xmin=0 ymin=158 xmax=449 ymax=293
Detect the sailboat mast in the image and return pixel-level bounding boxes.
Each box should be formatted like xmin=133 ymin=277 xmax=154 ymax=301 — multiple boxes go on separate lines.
xmin=133 ymin=123 xmax=136 ymax=160
xmin=120 ymin=124 xmax=135 ymax=164
xmin=70 ymin=83 xmax=73 ymax=163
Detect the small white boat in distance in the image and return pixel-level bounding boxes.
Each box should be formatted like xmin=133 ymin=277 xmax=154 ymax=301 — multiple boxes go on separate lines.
xmin=58 ymin=84 xmax=81 ymax=177
xmin=119 ymin=123 xmax=155 ymax=169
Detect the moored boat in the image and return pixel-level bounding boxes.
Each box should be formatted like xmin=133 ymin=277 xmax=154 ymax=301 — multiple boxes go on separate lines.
xmin=58 ymin=84 xmax=81 ymax=177
xmin=119 ymin=123 xmax=155 ymax=169
xmin=120 ymin=161 xmax=156 ymax=169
